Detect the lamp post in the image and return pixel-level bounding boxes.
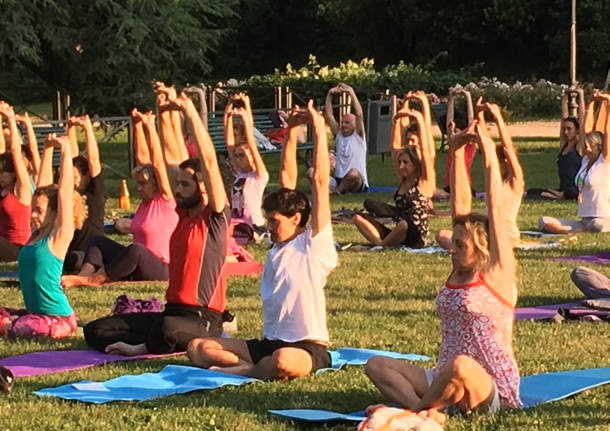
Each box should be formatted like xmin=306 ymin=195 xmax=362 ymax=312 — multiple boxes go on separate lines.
xmin=568 ymin=0 xmax=579 ymax=117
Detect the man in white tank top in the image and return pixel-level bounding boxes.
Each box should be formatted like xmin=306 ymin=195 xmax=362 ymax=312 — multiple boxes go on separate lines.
xmin=318 ymin=83 xmax=369 ymax=194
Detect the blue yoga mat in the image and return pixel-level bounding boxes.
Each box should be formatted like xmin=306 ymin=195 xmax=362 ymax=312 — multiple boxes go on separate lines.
xmin=268 ymin=367 xmax=610 ymax=422
xmin=367 ymin=186 xmax=395 ymax=193
xmin=36 ymin=348 xmax=429 ymax=403
xmin=320 ymin=347 xmax=429 ymax=372
xmin=36 ymin=365 xmax=257 ymax=403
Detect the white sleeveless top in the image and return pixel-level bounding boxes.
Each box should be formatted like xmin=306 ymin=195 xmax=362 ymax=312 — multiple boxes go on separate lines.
xmin=576 ymin=155 xmax=610 ymax=218
xmin=334 ymin=131 xmax=368 ymax=187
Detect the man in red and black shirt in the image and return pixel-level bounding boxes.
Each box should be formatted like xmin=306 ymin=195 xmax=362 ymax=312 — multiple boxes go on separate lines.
xmin=84 ymin=91 xmax=230 ymax=355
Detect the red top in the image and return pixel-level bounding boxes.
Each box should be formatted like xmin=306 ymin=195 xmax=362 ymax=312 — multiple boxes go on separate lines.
xmin=165 ymin=205 xmax=230 ymax=312
xmin=0 ymin=191 xmax=31 ymax=245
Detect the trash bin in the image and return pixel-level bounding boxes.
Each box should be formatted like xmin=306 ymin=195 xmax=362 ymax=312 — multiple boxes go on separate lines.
xmin=366 ymin=100 xmax=393 ymax=155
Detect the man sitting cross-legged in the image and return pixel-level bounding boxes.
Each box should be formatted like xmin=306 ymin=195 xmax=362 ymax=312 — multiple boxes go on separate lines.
xmin=84 ymin=87 xmax=230 ymax=356
xmin=187 ymin=100 xmax=338 ymax=380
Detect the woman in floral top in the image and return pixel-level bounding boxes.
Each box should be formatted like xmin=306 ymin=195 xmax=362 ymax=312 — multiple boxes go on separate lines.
xmin=352 ymin=92 xmax=434 ymax=248
xmin=364 ymin=108 xmax=521 ymax=427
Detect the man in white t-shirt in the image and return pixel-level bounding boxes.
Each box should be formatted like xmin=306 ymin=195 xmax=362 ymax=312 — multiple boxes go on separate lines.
xmin=319 ymin=82 xmax=368 ymax=194
xmin=187 ymin=100 xmax=338 ymax=380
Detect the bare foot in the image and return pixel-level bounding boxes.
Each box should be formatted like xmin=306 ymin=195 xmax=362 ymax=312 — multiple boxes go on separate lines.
xmin=364 ymin=404 xmax=387 ymax=416
xmin=208 ymin=364 xmax=252 ymax=376
xmin=61 ymin=269 xmax=108 ymax=288
xmin=417 ymin=408 xmax=447 ymax=425
xmin=104 ymin=342 xmax=147 ymax=356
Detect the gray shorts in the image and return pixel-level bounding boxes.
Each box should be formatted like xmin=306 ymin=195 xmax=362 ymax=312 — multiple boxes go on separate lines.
xmin=424 ymin=369 xmax=501 ymax=415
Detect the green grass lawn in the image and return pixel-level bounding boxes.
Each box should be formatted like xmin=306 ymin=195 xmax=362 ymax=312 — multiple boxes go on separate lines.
xmin=0 ymin=133 xmax=608 ymax=430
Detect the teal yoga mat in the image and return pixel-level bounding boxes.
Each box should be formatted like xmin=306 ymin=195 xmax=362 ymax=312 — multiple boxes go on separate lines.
xmin=36 ymin=348 xmax=429 ymax=403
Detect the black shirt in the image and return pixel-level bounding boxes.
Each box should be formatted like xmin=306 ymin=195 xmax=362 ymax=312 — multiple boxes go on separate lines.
xmin=69 ymin=173 xmax=107 ymax=252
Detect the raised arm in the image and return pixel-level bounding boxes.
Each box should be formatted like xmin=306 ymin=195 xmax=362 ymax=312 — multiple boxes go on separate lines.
xmin=449 ymin=121 xmax=475 ymax=219
xmin=391 ymin=103 xmax=408 ymax=181
xmin=140 ymin=111 xmax=173 ymax=199
xmin=66 ymin=116 xmax=80 ymax=157
xmin=403 ymin=107 xmax=436 ymax=198
xmin=36 ymin=144 xmax=55 ymax=188
xmin=163 ymin=90 xmax=226 ymax=212
xmin=0 ymin=114 xmax=5 ymax=154
xmin=307 ymin=100 xmax=331 ymax=236
xmin=483 ymin=102 xmax=524 ymax=189
xmin=155 ymin=82 xmax=188 ymax=165
xmin=78 ymin=115 xmax=102 ymax=178
xmin=475 ymin=111 xmax=516 ymax=305
xmin=323 ymin=86 xmax=340 ymax=136
xmin=238 ymin=94 xmax=267 ymax=179
xmin=16 ymin=113 xmax=40 ymax=175
xmin=223 ymin=99 xmax=236 ymax=161
xmin=599 ymin=92 xmax=610 ymax=162
xmin=131 ymin=109 xmax=151 ymax=165
xmin=47 ymin=135 xmax=74 ymax=258
xmin=279 ymin=107 xmax=308 ymax=189
xmin=0 ymin=103 xmax=32 ymax=205
xmin=341 ymin=83 xmax=365 ymax=137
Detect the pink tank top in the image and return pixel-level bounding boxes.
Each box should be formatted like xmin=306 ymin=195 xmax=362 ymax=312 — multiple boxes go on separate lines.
xmin=432 ymin=273 xmax=522 ymax=408
xmin=0 ymin=191 xmax=31 ymax=245
xmin=130 ymin=194 xmax=179 ymax=264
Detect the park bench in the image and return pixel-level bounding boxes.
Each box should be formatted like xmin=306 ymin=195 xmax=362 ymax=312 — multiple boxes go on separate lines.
xmin=206 ymin=110 xmax=314 ymax=161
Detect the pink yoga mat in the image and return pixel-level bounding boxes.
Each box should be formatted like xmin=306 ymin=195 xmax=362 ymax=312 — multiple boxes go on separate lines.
xmin=0 ymin=349 xmax=182 ymax=378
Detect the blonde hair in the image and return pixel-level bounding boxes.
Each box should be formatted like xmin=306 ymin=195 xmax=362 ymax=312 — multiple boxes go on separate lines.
xmin=453 ymin=213 xmax=490 ymax=270
xmin=73 ymin=190 xmax=88 ymax=230
xmin=585 ymin=131 xmax=604 ymax=151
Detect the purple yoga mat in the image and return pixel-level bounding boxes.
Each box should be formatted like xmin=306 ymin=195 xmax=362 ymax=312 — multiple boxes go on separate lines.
xmin=550 ymin=252 xmax=610 ymax=265
xmin=0 ymin=349 xmax=183 ymax=378
xmin=515 ymin=301 xmax=609 ymax=320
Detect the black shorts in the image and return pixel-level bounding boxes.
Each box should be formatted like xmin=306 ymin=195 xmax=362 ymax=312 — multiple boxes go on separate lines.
xmin=246 ymin=338 xmax=331 ymax=373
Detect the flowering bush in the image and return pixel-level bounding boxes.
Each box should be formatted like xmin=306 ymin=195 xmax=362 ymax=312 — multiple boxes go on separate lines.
xmin=214 ymin=55 xmax=593 ymax=120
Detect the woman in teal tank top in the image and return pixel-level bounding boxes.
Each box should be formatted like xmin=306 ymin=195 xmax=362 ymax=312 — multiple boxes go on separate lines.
xmin=1 ymin=133 xmax=87 ymax=339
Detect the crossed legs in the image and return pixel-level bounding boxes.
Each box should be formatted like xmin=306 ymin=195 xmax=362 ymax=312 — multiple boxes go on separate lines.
xmin=365 ymin=354 xmax=495 ymax=420
xmin=187 ymin=337 xmax=313 ymax=381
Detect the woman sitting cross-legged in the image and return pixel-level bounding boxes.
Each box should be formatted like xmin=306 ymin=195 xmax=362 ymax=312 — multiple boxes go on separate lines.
xmin=351 ymin=94 xmax=433 ymax=248
xmin=1 ymin=134 xmax=87 ymax=339
xmin=539 ymin=90 xmax=610 ymax=234
xmin=61 ymin=109 xmax=179 ymax=287
xmin=364 ymin=113 xmax=522 ymax=425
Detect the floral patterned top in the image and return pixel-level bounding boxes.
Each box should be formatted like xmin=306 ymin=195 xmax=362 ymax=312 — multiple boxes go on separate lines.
xmin=430 ymin=273 xmax=522 ymax=409
xmin=394 ymin=185 xmax=430 ymax=248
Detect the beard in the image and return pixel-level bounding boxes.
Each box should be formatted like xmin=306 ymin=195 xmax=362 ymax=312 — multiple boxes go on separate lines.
xmin=175 ymin=190 xmax=203 ymax=209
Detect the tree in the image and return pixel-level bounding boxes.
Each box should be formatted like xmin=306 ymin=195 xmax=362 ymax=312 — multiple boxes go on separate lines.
xmin=0 ymin=0 xmax=238 ymax=114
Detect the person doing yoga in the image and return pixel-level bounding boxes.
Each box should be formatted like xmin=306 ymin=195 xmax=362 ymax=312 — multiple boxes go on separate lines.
xmin=539 ymin=91 xmax=610 ymax=233
xmin=63 ymin=115 xmax=107 ymax=273
xmin=364 ymin=112 xmax=522 ymax=426
xmin=437 ymin=99 xmax=524 ymax=249
xmin=224 ymin=93 xmax=269 ymax=242
xmin=526 ymin=88 xmax=584 ymax=200
xmin=186 ymin=100 xmax=338 ymax=380
xmin=61 ymin=109 xmax=179 ymax=287
xmin=0 ymin=102 xmax=32 ymax=261
xmin=0 ymin=134 xmax=87 ymax=339
xmin=83 ymin=87 xmax=230 ymax=356
xmin=351 ymin=93 xmax=434 ymax=248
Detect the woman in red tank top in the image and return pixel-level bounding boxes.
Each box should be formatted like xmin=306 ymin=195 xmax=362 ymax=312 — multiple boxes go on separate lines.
xmin=0 ymin=102 xmax=32 ymax=261
xmin=363 ymin=101 xmax=521 ymax=426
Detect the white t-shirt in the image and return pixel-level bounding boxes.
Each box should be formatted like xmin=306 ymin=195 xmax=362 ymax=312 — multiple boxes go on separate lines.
xmin=576 ymin=155 xmax=610 ymax=218
xmin=260 ymin=223 xmax=338 ymax=344
xmin=334 ymin=131 xmax=368 ymax=187
xmin=231 ymin=170 xmax=269 ymax=227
